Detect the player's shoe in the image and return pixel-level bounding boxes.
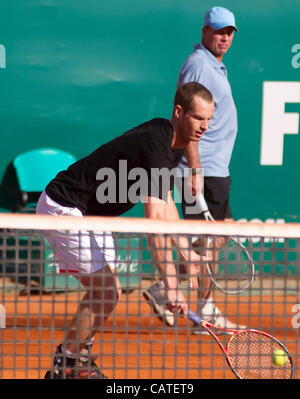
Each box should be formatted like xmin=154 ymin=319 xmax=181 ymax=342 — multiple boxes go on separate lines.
xmin=143 ymin=281 xmax=175 ymax=327
xmin=192 ymin=306 xmax=246 ymax=336
xmin=44 ymin=344 xmax=107 ymax=379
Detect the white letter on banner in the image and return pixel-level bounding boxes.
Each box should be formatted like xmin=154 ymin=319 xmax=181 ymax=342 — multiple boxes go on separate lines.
xmin=291 ymin=44 xmax=300 ymax=69
xmin=260 ymin=81 xmax=300 ymax=165
xmin=291 ymin=304 xmax=300 ymax=329
xmin=0 ymin=44 xmax=6 ymax=68
xmin=0 ymin=304 xmax=6 ymax=328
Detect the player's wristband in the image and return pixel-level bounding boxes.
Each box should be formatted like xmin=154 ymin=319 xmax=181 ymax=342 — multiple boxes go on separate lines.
xmin=191 ymin=168 xmax=202 ymax=175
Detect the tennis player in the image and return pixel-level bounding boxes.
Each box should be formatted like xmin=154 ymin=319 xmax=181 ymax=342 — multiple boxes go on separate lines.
xmin=143 ymin=7 xmax=246 ymax=333
xmin=36 ymin=82 xmax=214 ymax=379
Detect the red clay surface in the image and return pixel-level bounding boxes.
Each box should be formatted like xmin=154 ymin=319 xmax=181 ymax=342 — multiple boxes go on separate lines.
xmin=0 ymin=290 xmax=299 ymax=379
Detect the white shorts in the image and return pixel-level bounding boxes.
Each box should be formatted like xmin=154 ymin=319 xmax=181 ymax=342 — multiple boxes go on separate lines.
xmin=36 ymin=191 xmax=116 ymax=275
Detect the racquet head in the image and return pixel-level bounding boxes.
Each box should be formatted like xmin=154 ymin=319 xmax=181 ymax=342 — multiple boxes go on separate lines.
xmin=205 ymin=235 xmax=255 ymax=294
xmin=196 ymin=194 xmax=255 ymax=294
xmin=188 ymin=310 xmax=294 ymax=380
xmin=227 ymin=330 xmax=294 ymax=379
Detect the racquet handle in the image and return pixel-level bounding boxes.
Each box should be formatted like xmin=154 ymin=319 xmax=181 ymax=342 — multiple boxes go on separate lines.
xmin=187 ymin=310 xmax=203 ymax=325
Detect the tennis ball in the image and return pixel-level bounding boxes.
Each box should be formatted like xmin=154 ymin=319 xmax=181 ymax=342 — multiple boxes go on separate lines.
xmin=272 ymin=349 xmax=288 ymax=367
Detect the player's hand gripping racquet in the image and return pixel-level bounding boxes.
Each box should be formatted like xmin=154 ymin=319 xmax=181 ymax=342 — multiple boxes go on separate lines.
xmin=196 ymin=193 xmax=255 ymax=294
xmin=188 ymin=310 xmax=294 ymax=379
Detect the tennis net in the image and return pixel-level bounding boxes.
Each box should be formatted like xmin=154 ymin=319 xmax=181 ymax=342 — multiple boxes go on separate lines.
xmin=0 ymin=213 xmax=299 ymax=379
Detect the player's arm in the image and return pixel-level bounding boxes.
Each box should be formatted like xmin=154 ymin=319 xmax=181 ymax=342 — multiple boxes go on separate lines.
xmin=184 ymin=141 xmax=204 ymax=197
xmin=142 ymin=192 xmax=204 ymax=314
xmin=143 ymin=193 xmax=187 ymax=314
xmin=162 ymin=191 xmax=211 ymax=289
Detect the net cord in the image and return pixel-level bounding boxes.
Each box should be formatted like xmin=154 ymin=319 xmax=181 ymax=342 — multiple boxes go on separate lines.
xmin=0 ymin=213 xmax=299 ymax=238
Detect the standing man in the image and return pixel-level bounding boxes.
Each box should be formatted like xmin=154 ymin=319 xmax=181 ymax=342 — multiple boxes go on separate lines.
xmin=37 ymin=82 xmax=214 ymax=379
xmin=143 ymin=7 xmax=245 ymax=333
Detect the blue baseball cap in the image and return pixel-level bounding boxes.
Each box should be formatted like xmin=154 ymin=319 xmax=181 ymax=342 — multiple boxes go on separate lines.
xmin=204 ymin=7 xmax=238 ymax=32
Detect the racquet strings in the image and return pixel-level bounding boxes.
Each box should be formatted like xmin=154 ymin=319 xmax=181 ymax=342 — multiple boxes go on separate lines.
xmin=227 ymin=331 xmax=293 ymax=379
xmin=206 ymin=236 xmax=254 ymax=293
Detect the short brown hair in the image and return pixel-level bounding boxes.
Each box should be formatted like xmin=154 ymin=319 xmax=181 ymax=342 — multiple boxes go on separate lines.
xmin=174 ymin=82 xmax=213 ymax=112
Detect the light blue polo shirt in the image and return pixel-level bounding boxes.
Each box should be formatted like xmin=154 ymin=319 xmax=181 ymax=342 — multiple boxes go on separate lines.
xmin=177 ymin=43 xmax=238 ymax=177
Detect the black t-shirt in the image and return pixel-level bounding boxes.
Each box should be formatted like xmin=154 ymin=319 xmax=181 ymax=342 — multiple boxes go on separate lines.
xmin=46 ymin=118 xmax=184 ymax=216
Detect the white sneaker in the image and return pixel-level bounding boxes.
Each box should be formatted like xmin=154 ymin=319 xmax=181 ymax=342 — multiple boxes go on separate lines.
xmin=143 ymin=281 xmax=175 ymax=327
xmin=193 ymin=306 xmax=246 ymax=335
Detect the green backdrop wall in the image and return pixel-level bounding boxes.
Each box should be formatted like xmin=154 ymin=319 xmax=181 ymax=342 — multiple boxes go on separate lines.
xmin=0 ymin=0 xmax=300 ymax=222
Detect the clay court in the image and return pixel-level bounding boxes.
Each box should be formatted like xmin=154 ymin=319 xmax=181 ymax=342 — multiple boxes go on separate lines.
xmin=1 ymin=280 xmax=299 ymax=380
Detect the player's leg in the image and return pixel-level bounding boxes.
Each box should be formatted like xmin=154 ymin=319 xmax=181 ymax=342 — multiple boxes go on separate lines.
xmin=65 ymin=266 xmax=121 ymax=352
xmin=64 ymin=230 xmax=120 ymax=353
xmin=37 ymin=191 xmax=121 ymax=378
xmin=61 ymin=265 xmax=121 ymax=377
xmin=45 ymin=266 xmax=121 ymax=380
xmin=44 ymin=229 xmax=121 ymax=378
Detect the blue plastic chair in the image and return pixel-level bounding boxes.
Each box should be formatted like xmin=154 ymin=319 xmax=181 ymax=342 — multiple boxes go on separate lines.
xmin=0 ymin=148 xmax=77 ymax=212
xmin=13 ymin=148 xmax=76 ymax=194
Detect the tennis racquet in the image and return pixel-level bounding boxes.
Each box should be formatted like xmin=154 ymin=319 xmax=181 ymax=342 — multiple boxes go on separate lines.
xmin=188 ymin=310 xmax=294 ymax=379
xmin=196 ymin=193 xmax=255 ymax=294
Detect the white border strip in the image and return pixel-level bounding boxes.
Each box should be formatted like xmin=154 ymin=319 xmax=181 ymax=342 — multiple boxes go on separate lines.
xmin=0 ymin=213 xmax=300 ymax=238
